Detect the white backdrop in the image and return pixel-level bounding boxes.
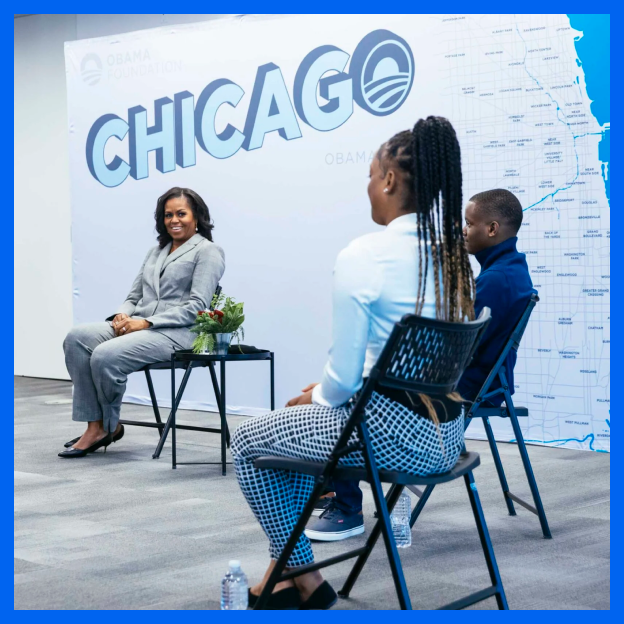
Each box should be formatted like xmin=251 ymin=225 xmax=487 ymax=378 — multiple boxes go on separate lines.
xmin=14 ymin=14 xmax=232 ymax=380
xmin=65 ymin=14 xmax=609 ymax=450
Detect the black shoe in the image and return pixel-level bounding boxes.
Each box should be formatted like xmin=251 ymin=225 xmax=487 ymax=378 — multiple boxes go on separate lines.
xmin=312 ymin=495 xmax=335 ymax=517
xmin=305 ymin=502 xmax=365 ymax=541
xmin=299 ymin=581 xmax=338 ymax=610
xmin=58 ymin=432 xmax=113 ymax=458
xmin=64 ymin=424 xmax=124 ymax=448
xmin=248 ymin=586 xmax=301 ymax=610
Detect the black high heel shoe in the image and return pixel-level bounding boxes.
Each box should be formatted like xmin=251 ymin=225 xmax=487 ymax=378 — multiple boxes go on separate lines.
xmin=64 ymin=424 xmax=124 ymax=448
xmin=58 ymin=432 xmax=114 ymax=458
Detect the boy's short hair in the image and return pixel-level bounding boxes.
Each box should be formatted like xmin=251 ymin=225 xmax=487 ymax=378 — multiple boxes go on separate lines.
xmin=469 ymin=189 xmax=523 ymax=234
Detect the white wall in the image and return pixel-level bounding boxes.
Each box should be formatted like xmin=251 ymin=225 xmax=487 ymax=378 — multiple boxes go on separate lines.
xmin=14 ymin=14 xmax=76 ymax=379
xmin=14 ymin=14 xmax=236 ymax=379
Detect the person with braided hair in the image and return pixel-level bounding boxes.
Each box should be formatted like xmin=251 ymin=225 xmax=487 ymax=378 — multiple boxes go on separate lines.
xmin=307 ymin=117 xmax=477 ymax=540
xmin=230 ymin=116 xmax=473 ymax=609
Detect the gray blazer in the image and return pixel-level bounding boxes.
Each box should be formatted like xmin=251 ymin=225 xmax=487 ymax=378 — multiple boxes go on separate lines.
xmin=110 ymin=233 xmax=225 ymax=346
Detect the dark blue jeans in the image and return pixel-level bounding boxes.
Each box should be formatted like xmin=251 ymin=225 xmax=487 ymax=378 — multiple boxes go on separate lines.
xmin=333 ymin=479 xmax=363 ymax=515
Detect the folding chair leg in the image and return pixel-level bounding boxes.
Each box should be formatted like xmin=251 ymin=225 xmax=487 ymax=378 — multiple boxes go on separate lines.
xmin=339 ymin=484 xmax=404 ymax=599
xmin=144 ymin=369 xmax=164 ymax=437
xmin=464 ymin=471 xmax=509 ymax=610
xmin=359 ymin=424 xmax=412 ymax=610
xmin=481 ymin=416 xmax=516 ymax=517
xmin=152 ymin=365 xmax=193 ymax=459
xmin=254 ymin=480 xmax=328 ymax=610
xmin=409 ymin=483 xmax=435 ymax=528
xmin=506 ymin=402 xmax=552 ymax=539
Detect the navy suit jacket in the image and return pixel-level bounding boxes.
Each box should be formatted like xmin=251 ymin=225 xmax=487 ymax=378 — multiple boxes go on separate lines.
xmin=458 ymin=237 xmax=536 ymax=406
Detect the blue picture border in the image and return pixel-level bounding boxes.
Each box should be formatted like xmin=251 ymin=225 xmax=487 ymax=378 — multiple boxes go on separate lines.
xmin=9 ymin=4 xmax=615 ymax=618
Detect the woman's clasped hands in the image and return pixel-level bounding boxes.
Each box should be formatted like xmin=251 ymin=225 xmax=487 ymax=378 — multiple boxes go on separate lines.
xmin=112 ymin=313 xmax=151 ymax=337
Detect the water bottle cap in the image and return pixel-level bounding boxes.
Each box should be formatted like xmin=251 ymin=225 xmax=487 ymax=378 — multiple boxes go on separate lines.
xmin=229 ymin=559 xmax=241 ymax=570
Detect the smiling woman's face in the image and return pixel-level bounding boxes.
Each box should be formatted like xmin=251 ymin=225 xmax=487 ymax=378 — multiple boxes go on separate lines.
xmin=164 ymin=196 xmax=197 ymax=245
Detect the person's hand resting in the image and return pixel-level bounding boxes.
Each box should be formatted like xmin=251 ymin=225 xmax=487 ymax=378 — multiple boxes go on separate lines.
xmin=114 ymin=316 xmax=151 ymax=336
xmin=111 ymin=313 xmax=128 ymax=329
xmin=112 ymin=314 xmax=129 ymax=336
xmin=286 ymin=383 xmax=319 ymax=407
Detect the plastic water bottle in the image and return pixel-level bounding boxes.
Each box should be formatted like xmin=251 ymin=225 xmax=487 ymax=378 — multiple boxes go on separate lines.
xmin=221 ymin=560 xmax=248 ymax=610
xmin=390 ymin=490 xmax=412 ymax=548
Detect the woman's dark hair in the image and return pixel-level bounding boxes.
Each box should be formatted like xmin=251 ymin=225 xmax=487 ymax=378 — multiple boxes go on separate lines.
xmin=378 ymin=116 xmax=475 ymax=322
xmin=154 ymin=187 xmax=214 ymax=248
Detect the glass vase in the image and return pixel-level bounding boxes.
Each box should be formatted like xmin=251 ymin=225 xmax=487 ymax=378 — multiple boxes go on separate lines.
xmin=214 ymin=332 xmax=233 ymax=355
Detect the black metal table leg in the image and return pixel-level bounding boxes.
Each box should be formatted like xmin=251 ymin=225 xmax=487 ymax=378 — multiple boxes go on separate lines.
xmin=152 ymin=363 xmax=193 ymax=459
xmin=220 ymin=359 xmax=227 ymax=476
xmin=171 ymin=355 xmax=177 ymax=469
xmin=207 ymin=361 xmax=231 ymax=448
xmin=144 ymin=368 xmax=164 ymax=437
xmin=207 ymin=361 xmax=222 ymax=406
xmin=153 ymin=350 xmax=272 ymax=470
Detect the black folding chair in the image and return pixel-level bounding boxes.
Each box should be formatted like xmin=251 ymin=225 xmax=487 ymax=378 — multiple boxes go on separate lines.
xmin=254 ymin=308 xmax=510 ymax=610
xmin=119 ymin=286 xmax=230 ymax=458
xmin=410 ymin=294 xmax=551 ymax=539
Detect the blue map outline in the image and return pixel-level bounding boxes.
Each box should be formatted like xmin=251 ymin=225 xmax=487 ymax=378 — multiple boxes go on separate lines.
xmin=515 ymin=16 xmax=610 ymax=214
xmin=499 ymin=15 xmax=610 ymax=452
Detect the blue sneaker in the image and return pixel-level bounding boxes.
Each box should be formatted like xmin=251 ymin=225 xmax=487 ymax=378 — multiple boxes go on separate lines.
xmin=313 ymin=495 xmax=335 ymax=517
xmin=305 ymin=502 xmax=365 ymax=541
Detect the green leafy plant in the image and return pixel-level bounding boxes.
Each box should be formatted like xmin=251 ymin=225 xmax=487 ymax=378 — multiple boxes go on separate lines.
xmin=190 ymin=291 xmax=245 ymax=354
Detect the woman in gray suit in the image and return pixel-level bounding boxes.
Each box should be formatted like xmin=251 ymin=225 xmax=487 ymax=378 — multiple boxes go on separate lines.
xmin=59 ymin=187 xmax=225 ymax=458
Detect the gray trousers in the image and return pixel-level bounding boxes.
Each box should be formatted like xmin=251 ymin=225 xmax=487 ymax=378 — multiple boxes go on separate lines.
xmin=63 ymin=322 xmax=186 ymax=433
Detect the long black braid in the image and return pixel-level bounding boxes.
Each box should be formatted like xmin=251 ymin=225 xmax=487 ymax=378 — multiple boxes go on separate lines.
xmin=378 ymin=116 xmax=475 ymax=322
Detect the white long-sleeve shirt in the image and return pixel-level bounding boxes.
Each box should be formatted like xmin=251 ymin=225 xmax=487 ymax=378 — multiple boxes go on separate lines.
xmin=312 ymin=213 xmax=437 ymax=407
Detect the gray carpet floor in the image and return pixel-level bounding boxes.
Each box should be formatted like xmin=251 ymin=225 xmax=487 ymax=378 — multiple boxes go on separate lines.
xmin=15 ymin=376 xmax=610 ymax=610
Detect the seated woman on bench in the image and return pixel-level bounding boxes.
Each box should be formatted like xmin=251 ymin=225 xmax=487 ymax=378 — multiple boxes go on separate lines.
xmin=231 ymin=116 xmax=476 ymax=610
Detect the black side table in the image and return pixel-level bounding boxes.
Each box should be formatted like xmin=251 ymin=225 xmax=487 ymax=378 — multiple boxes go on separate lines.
xmin=157 ymin=349 xmax=274 ymax=475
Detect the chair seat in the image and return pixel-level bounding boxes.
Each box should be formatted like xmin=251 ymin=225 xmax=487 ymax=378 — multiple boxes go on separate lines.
xmin=475 ymin=406 xmax=528 ymax=418
xmin=254 ymin=451 xmax=480 ymax=486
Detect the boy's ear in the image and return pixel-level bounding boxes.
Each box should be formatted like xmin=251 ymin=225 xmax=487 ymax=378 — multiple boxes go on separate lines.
xmin=488 ymin=220 xmax=500 ymax=237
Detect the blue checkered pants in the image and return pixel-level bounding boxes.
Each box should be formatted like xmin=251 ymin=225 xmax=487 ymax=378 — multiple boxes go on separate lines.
xmin=231 ymin=391 xmax=464 ymax=567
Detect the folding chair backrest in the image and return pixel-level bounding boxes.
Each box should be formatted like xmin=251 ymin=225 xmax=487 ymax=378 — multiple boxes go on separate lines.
xmin=371 ymin=308 xmax=492 ymax=396
xmin=508 ymin=293 xmax=538 ymax=353
xmin=472 ymin=293 xmax=538 ymax=402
